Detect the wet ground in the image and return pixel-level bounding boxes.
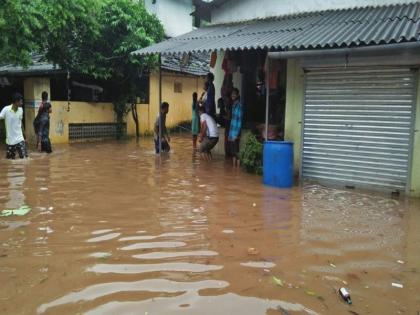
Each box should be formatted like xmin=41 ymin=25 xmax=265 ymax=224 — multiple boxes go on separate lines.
xmin=0 ymin=136 xmax=419 ymax=315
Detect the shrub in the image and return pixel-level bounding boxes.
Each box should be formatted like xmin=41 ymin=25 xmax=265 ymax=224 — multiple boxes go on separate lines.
xmin=240 ymin=134 xmax=263 ymax=175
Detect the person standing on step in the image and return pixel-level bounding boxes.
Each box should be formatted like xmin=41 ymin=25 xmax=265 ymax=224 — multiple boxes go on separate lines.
xmin=204 ymin=72 xmax=216 ymax=119
xmin=228 ymin=88 xmax=243 ymax=167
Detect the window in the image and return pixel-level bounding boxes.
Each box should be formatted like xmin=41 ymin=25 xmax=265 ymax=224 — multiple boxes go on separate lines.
xmin=174 ymin=82 xmax=182 ymax=93
xmin=50 ymin=74 xmax=150 ymax=104
xmin=135 ymin=74 xmax=150 ymax=103
xmin=50 ymin=74 xmax=113 ymax=102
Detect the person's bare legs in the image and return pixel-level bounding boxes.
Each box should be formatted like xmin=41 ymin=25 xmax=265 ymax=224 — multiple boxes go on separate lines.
xmin=232 ymin=156 xmax=240 ymax=167
xmin=193 ymin=135 xmax=198 ymax=150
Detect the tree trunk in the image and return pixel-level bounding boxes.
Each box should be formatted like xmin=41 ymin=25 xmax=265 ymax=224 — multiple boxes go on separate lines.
xmin=131 ymin=103 xmax=139 ymax=139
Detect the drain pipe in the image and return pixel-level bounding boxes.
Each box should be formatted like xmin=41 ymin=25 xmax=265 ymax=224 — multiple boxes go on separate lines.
xmin=268 ymin=42 xmax=420 ymax=59
xmin=158 ymin=53 xmax=162 ymax=155
xmin=264 ymin=56 xmax=270 ymax=141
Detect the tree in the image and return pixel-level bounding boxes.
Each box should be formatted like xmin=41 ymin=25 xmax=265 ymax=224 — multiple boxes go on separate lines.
xmin=38 ymin=0 xmax=102 ymax=71
xmin=0 ymin=0 xmax=101 ymax=67
xmin=0 ymin=0 xmax=164 ymax=139
xmin=0 ymin=0 xmax=42 ymax=66
xmin=55 ymin=0 xmax=165 ymax=139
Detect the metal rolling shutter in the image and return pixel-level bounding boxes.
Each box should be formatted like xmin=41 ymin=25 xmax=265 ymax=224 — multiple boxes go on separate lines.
xmin=302 ymin=67 xmax=417 ymax=191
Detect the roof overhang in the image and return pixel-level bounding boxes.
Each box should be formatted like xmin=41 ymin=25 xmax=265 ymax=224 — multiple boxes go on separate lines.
xmin=133 ymin=2 xmax=420 ymax=56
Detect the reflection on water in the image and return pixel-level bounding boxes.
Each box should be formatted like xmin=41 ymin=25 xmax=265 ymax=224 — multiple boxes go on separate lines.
xmin=37 ymin=279 xmax=230 ymax=313
xmin=0 ymin=136 xmax=419 ymax=315
xmin=3 ymin=163 xmax=26 ymax=210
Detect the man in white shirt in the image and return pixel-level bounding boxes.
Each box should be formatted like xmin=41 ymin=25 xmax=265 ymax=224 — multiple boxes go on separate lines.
xmin=198 ymin=106 xmax=219 ymax=160
xmin=0 ymin=93 xmax=28 ymax=159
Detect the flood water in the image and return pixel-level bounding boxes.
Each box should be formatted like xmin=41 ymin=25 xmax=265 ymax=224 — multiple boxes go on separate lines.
xmin=0 ymin=136 xmax=419 ymax=315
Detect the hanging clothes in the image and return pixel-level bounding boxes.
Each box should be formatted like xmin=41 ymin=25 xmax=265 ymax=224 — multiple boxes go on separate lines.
xmin=210 ymin=51 xmax=217 ymax=68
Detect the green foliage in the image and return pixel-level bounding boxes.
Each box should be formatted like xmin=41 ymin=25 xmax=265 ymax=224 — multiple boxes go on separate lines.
xmin=0 ymin=0 xmax=165 ymax=137
xmin=0 ymin=0 xmax=163 ymax=74
xmin=77 ymin=0 xmax=164 ymax=129
xmin=0 ymin=0 xmax=43 ymax=66
xmin=240 ymin=134 xmax=263 ymax=175
xmin=39 ymin=0 xmax=102 ymax=71
xmin=73 ymin=0 xmax=164 ymax=80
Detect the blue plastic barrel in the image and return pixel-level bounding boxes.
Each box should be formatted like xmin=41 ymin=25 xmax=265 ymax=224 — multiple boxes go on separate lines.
xmin=263 ymin=141 xmax=294 ymax=188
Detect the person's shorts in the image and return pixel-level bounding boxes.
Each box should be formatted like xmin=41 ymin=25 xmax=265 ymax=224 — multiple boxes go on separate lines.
xmin=199 ymin=137 xmax=218 ymax=153
xmin=228 ymin=138 xmax=240 ymax=158
xmin=6 ymin=141 xmax=28 ymax=159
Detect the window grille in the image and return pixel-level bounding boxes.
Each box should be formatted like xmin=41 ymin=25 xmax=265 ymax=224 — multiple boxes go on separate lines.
xmin=69 ymin=123 xmax=126 ymax=141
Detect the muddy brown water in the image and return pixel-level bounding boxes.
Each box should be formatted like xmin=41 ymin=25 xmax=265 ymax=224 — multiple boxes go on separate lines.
xmin=0 ymin=136 xmax=419 ymax=315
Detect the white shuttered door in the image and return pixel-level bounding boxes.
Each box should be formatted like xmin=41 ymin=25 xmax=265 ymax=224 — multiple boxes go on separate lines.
xmin=302 ymin=67 xmax=417 ymax=191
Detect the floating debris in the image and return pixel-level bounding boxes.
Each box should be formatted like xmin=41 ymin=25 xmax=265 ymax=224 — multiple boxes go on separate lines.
xmin=241 ymin=261 xmax=276 ymax=269
xmin=391 ymin=282 xmax=403 ymax=289
xmin=339 ymin=287 xmax=352 ymax=304
xmin=222 ymin=229 xmax=234 ymax=234
xmin=329 ymin=262 xmax=336 ymax=268
xmin=0 ymin=205 xmax=31 ymax=217
xmin=305 ymin=289 xmax=317 ymax=296
xmin=272 ymin=276 xmax=284 ymax=287
xmin=247 ymin=247 xmax=259 ymax=255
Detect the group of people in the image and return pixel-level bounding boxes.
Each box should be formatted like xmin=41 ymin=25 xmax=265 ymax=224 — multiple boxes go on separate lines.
xmin=3 ymin=75 xmax=240 ymax=164
xmin=153 ymin=72 xmax=243 ymax=165
xmin=0 ymin=91 xmax=53 ymax=159
xmin=195 ymin=72 xmax=243 ymax=166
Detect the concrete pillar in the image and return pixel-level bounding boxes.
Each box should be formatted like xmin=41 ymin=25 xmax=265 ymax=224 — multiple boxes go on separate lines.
xmin=406 ymin=204 xmax=420 ymax=269
xmin=409 ymin=73 xmax=420 ymax=197
xmin=23 ymin=77 xmax=50 ymax=144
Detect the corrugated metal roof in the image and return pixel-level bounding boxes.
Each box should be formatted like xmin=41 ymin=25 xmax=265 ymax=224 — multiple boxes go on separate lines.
xmin=0 ymin=54 xmax=208 ymax=77
xmin=0 ymin=55 xmax=62 ymax=76
xmin=161 ymin=52 xmax=209 ymax=75
xmin=133 ymin=2 xmax=420 ymax=55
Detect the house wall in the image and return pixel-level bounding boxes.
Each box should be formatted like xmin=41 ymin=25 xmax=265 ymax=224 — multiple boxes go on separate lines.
xmin=283 ymin=60 xmax=304 ymax=176
xmin=148 ymin=73 xmax=204 ymax=131
xmin=211 ymin=51 xmax=243 ymax=107
xmin=127 ymin=71 xmax=204 ymax=136
xmin=23 ymin=78 xmax=51 ymax=144
xmin=144 ymin=0 xmax=193 ymax=37
xmin=48 ymin=101 xmax=116 ymax=144
xmin=23 ymin=71 xmax=203 ymax=144
xmin=211 ymin=0 xmax=413 ymax=24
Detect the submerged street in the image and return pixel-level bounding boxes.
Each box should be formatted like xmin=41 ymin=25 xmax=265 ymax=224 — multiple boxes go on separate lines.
xmin=0 ymin=137 xmax=419 ymax=315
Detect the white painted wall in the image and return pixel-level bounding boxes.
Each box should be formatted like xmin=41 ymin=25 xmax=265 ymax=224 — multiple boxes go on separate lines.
xmin=211 ymin=51 xmax=242 ymax=111
xmin=212 ymin=0 xmax=414 ymax=23
xmin=211 ymin=51 xmax=224 ymax=103
xmin=144 ymin=0 xmax=193 ymax=37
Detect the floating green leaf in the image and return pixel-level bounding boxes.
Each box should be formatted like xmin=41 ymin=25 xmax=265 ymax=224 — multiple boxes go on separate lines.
xmin=304 ymin=289 xmax=317 ymax=296
xmin=272 ymin=276 xmax=284 ymax=287
xmin=1 ymin=205 xmax=31 ymax=217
